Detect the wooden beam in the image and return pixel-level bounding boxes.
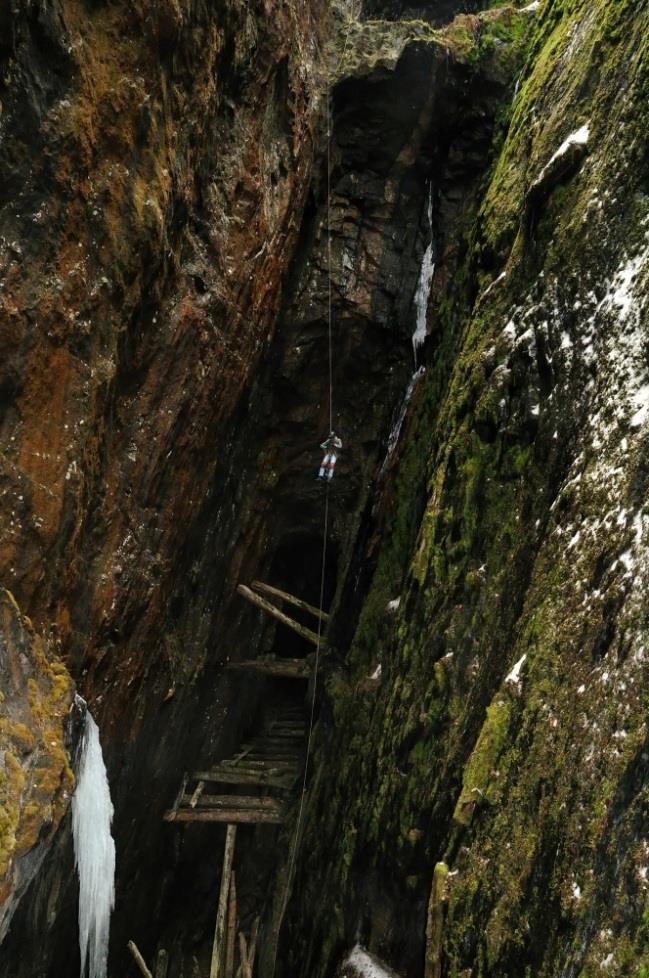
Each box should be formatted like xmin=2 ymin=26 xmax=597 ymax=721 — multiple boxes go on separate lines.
xmin=225 ymin=872 xmax=237 ymax=978
xmin=223 ymin=758 xmax=297 ymax=769
xmin=238 ymin=934 xmax=250 ymax=978
xmin=176 ymin=794 xmax=285 ymax=812
xmin=189 ymin=780 xmax=205 ymax=808
xmin=248 ymin=917 xmax=260 ymax=978
xmin=189 ymin=767 xmax=296 ymax=788
xmin=164 ymin=807 xmax=285 ymax=825
xmin=242 ymin=753 xmax=301 ymax=763
xmin=228 ymin=657 xmax=312 ymax=679
xmin=210 ymin=824 xmax=237 ymax=978
xmin=128 ymin=941 xmax=153 ymax=978
xmin=170 ymin=773 xmax=187 ymax=817
xmin=237 ymin=585 xmax=323 ymax=647
xmin=250 ymin=581 xmax=329 ymax=623
xmin=262 ymin=728 xmax=306 ymax=738
xmin=154 ymin=950 xmax=168 ymax=978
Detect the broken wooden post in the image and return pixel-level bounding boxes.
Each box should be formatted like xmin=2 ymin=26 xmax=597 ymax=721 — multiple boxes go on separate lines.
xmin=238 ymin=933 xmax=250 ymax=978
xmin=248 ymin=917 xmax=260 ymax=978
xmin=154 ymin=949 xmax=169 ymax=978
xmin=225 ymin=871 xmax=237 ymax=978
xmin=237 ymin=585 xmax=322 ymax=647
xmin=424 ymin=862 xmax=449 ymax=978
xmin=127 ymin=940 xmax=153 ymax=978
xmin=210 ymin=824 xmax=238 ymax=978
xmin=250 ymin=581 xmax=329 ymax=623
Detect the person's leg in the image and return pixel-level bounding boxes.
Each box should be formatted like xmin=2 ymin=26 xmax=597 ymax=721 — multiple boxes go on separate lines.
xmin=327 ymin=453 xmax=337 ymax=480
xmin=318 ymin=453 xmax=330 ymax=479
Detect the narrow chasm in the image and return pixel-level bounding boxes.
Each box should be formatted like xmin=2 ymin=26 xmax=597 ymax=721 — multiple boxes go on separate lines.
xmin=3 ymin=3 xmax=649 ymax=978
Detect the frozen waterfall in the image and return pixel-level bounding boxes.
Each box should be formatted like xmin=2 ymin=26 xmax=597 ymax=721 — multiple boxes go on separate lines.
xmin=72 ymin=709 xmax=116 ymax=978
xmin=379 ymin=366 xmax=425 ymax=477
xmin=412 ymin=183 xmax=435 ymax=365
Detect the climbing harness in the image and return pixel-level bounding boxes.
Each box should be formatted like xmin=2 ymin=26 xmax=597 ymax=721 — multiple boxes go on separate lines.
xmin=317 ymin=431 xmax=342 ymax=481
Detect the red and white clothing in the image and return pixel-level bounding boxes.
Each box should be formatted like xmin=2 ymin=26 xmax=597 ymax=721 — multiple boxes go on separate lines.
xmin=318 ymin=433 xmax=342 ymax=480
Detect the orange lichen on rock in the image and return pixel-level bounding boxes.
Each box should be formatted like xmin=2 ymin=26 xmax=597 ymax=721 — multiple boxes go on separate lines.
xmin=0 ymin=590 xmax=75 ymax=941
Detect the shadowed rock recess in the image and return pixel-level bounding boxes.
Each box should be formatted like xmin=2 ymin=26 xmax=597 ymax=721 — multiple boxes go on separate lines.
xmin=1 ymin=1 xmax=649 ymax=977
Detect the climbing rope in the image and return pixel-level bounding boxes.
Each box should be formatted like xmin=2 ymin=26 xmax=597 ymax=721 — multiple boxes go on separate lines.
xmin=278 ymin=87 xmax=335 ymax=933
xmin=327 ymin=90 xmax=334 ymax=433
xmin=274 ymin=6 xmax=360 ymax=944
xmin=280 ymin=485 xmax=329 ymax=923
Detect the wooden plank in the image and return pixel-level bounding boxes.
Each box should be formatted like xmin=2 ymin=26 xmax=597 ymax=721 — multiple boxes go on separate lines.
xmin=250 ymin=580 xmax=329 ymax=624
xmin=154 ymin=950 xmax=168 ymax=978
xmin=191 ymin=768 xmax=296 ymax=788
xmin=228 ymin=657 xmax=312 ymax=679
xmin=210 ymin=824 xmax=237 ymax=978
xmin=248 ymin=918 xmax=260 ymax=978
xmin=164 ymin=808 xmax=285 ymax=825
xmin=225 ymin=872 xmax=237 ymax=978
xmin=128 ymin=941 xmax=153 ymax=978
xmin=258 ymin=736 xmax=304 ymax=745
xmin=228 ymin=744 xmax=256 ymax=765
xmin=269 ymin=722 xmax=304 ymax=729
xmin=263 ymin=729 xmax=305 ymax=738
xmin=243 ymin=753 xmax=300 ymax=762
xmin=171 ymin=774 xmax=188 ymax=816
xmin=191 ymin=760 xmax=297 ymax=788
xmin=177 ymin=795 xmax=285 ymax=812
xmin=237 ymin=586 xmax=322 ymax=647
xmin=246 ymin=741 xmax=302 ymax=751
xmin=230 ymin=756 xmax=298 ymax=768
xmin=190 ymin=780 xmax=205 ymax=808
xmin=238 ymin=934 xmax=250 ymax=978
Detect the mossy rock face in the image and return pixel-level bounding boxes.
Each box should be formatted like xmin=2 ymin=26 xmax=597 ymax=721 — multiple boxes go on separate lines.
xmin=284 ymin=2 xmax=649 ymax=977
xmin=0 ymin=590 xmax=75 ymax=943
xmin=327 ymin=4 xmax=532 ymax=82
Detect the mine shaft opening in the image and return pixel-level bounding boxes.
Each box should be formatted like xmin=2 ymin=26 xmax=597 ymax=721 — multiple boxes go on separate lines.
xmin=267 ymin=532 xmax=338 ymax=658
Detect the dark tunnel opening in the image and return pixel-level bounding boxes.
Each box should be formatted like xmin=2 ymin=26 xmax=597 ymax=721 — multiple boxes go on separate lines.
xmin=266 ymin=533 xmax=339 ymax=658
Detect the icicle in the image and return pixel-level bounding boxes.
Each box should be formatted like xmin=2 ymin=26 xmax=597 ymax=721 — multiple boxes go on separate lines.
xmin=379 ymin=366 xmax=425 ymax=477
xmin=72 ymin=709 xmax=116 ymax=978
xmin=412 ymin=183 xmax=435 ymax=365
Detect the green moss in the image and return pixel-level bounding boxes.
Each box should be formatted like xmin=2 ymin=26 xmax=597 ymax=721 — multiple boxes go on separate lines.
xmin=453 ymin=698 xmax=513 ymax=826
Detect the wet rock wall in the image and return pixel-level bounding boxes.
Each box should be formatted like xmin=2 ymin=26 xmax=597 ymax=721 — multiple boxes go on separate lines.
xmin=282 ymin=3 xmax=649 ymax=978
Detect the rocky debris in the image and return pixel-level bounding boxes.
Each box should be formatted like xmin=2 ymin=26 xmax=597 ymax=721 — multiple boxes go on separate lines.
xmin=0 ymin=590 xmax=77 ymax=943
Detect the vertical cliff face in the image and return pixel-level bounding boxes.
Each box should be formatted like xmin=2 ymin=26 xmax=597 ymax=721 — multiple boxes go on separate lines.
xmin=0 ymin=0 xmax=326 ymax=691
xmin=283 ymin=3 xmax=649 ymax=978
xmin=1 ymin=0 xmax=328 ymax=972
xmin=3 ymin=1 xmax=649 ymax=978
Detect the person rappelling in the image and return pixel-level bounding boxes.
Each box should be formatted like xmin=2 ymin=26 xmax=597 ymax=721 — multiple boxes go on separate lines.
xmin=317 ymin=431 xmax=342 ymax=481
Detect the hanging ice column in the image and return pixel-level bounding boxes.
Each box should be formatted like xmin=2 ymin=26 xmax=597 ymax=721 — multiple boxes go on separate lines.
xmin=412 ymin=183 xmax=435 ymax=365
xmin=379 ymin=366 xmax=425 ymax=476
xmin=72 ymin=709 xmax=116 ymax=978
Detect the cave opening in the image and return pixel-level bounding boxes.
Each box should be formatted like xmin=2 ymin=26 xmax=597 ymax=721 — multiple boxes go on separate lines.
xmin=266 ymin=532 xmax=339 ymax=658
